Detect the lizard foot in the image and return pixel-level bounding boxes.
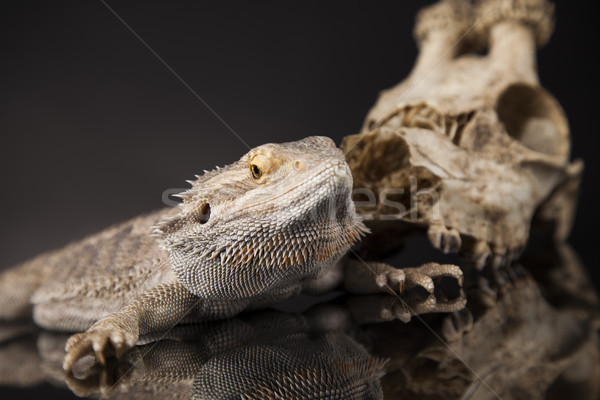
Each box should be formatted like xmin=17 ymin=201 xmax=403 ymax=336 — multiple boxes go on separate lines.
xmin=63 ymin=327 xmax=136 ymax=372
xmin=404 ymin=263 xmax=464 ymax=293
xmin=375 ymin=263 xmax=463 ymax=296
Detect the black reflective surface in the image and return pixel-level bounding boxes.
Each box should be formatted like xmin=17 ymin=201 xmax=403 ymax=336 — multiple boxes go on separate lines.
xmin=1 ymin=238 xmax=598 ymax=399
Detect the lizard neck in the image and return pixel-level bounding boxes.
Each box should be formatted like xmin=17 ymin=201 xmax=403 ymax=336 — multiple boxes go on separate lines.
xmin=167 ymin=204 xmax=367 ymax=300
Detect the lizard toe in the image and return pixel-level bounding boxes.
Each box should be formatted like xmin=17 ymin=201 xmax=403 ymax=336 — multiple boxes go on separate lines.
xmin=110 ymin=331 xmax=135 ymax=358
xmin=63 ymin=328 xmax=136 ymax=372
xmin=63 ymin=333 xmax=95 ymax=372
xmin=375 ymin=268 xmax=406 ymax=294
xmin=404 ymin=270 xmax=435 ymax=293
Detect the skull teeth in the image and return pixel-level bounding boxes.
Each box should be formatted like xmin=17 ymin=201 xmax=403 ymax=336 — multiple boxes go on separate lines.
xmin=427 ymin=225 xmax=462 ymax=254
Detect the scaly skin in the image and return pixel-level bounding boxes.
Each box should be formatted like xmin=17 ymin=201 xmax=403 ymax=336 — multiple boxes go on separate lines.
xmin=0 ymin=136 xmax=464 ymax=372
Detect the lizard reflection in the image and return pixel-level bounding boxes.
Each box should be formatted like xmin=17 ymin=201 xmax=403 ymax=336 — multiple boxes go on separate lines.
xmin=90 ymin=310 xmax=388 ymax=399
xmin=2 ymin=294 xmax=414 ymax=399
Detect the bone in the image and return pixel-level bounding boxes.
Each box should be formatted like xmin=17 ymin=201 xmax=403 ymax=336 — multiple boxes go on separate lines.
xmin=343 ymin=0 xmax=580 ymax=271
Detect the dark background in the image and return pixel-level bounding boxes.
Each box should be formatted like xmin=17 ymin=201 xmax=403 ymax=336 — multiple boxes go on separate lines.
xmin=0 ymin=1 xmax=598 ymax=397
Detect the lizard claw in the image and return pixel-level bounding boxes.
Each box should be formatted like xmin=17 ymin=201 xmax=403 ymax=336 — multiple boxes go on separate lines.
xmin=63 ymin=328 xmax=135 ymax=372
xmin=110 ymin=331 xmax=131 ymax=359
xmin=374 ymin=263 xmax=463 ymax=295
xmin=375 ymin=268 xmax=406 ymax=294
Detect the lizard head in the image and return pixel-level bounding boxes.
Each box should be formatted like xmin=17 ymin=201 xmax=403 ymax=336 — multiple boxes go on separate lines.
xmin=155 ymin=136 xmax=368 ymax=299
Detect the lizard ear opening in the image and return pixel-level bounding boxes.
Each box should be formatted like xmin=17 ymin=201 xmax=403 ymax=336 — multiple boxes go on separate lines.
xmin=197 ymin=202 xmax=211 ymax=224
xmin=154 ymin=202 xmax=211 ymax=238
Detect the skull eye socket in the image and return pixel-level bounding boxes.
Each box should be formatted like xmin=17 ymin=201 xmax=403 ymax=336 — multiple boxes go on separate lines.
xmin=496 ymin=83 xmax=568 ymax=158
xmin=250 ymin=164 xmax=263 ymax=180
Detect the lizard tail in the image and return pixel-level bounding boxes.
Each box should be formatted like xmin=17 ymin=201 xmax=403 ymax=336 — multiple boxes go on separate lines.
xmin=0 ymin=261 xmax=45 ymax=320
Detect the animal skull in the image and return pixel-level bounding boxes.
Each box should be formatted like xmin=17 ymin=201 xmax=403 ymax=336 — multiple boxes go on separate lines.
xmin=342 ymin=0 xmax=582 ymax=268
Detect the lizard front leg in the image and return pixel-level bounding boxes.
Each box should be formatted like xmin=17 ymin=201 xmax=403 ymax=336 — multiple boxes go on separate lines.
xmin=63 ymin=280 xmax=250 ymax=372
xmin=62 ymin=280 xmax=196 ymax=372
xmin=339 ymin=258 xmax=466 ymax=317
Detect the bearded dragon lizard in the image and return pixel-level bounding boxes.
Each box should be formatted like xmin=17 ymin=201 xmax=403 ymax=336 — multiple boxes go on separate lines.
xmin=0 ymin=136 xmax=464 ymax=372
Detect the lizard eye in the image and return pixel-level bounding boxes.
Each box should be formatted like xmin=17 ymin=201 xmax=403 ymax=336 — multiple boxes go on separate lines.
xmin=250 ymin=164 xmax=263 ymax=180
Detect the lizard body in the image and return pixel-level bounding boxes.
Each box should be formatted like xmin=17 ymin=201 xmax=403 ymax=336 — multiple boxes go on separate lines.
xmin=0 ymin=136 xmax=464 ymax=371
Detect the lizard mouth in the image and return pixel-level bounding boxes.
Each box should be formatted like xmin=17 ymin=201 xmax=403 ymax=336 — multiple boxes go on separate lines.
xmin=232 ymin=161 xmax=350 ymax=215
